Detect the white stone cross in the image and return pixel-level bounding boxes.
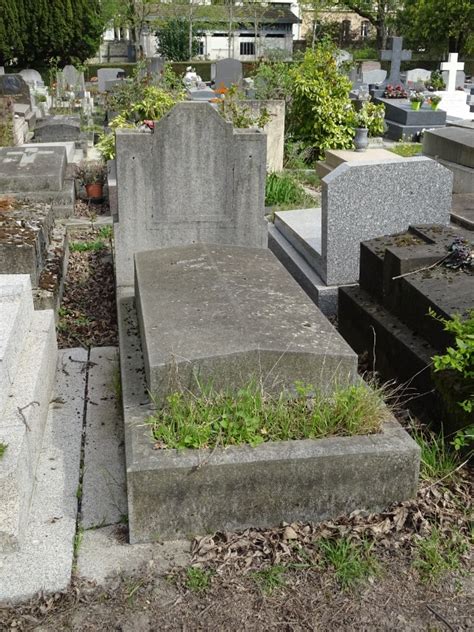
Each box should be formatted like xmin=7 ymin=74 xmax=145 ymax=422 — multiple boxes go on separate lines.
xmin=441 ymin=53 xmax=465 ymax=93
xmin=4 ymin=147 xmax=55 ymax=167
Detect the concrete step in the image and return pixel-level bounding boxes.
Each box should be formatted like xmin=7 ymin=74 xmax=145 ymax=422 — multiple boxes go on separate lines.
xmin=0 ymin=276 xmax=34 ymax=413
xmin=315 ymin=161 xmax=332 ymax=179
xmin=273 ymin=208 xmax=323 ymax=275
xmin=0 ymin=308 xmax=57 ymax=551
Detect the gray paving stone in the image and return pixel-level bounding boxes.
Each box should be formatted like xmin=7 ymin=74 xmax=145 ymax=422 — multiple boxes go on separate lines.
xmin=81 ymin=347 xmax=127 ymax=530
xmin=0 ymin=348 xmax=87 ymax=604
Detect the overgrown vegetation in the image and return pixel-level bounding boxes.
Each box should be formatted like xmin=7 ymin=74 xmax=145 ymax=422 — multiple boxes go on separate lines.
xmin=389 ymin=143 xmax=423 ymax=157
xmin=319 ymin=537 xmax=379 ymax=590
xmin=217 ymin=85 xmax=271 ymax=129
xmin=288 ymin=42 xmax=354 ymax=160
xmin=251 ymin=565 xmax=287 ymax=594
xmin=184 ymin=567 xmax=213 ymax=593
xmin=149 ymin=381 xmax=390 ymax=450
xmin=0 ymin=442 xmax=7 ymax=459
xmin=414 ymin=527 xmax=470 ymax=584
xmin=69 ymin=240 xmax=106 ymax=253
xmin=265 ymin=172 xmax=315 ymax=211
xmin=411 ymin=426 xmax=462 ymax=481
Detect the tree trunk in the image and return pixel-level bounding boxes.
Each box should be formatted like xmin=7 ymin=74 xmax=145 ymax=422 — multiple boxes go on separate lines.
xmin=188 ymin=5 xmax=193 ymax=60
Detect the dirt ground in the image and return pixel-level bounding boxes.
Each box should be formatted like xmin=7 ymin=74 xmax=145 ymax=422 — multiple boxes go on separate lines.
xmin=1 ymin=474 xmax=472 ymax=631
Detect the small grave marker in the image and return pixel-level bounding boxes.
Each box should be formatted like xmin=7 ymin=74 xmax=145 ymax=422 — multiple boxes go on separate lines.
xmin=441 ymin=53 xmax=465 ymax=93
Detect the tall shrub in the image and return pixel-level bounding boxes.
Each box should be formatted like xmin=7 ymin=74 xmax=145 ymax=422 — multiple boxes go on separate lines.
xmin=288 ymin=42 xmax=354 ymax=160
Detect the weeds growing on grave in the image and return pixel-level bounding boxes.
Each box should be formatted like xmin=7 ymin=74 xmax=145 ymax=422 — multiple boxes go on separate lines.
xmin=69 ymin=239 xmax=106 ymax=252
xmin=318 ymin=536 xmax=379 ymax=589
xmin=389 ymin=143 xmax=422 ymax=158
xmin=184 ymin=567 xmax=213 ymax=593
xmin=413 ymin=527 xmax=469 ymax=584
xmin=265 ymin=172 xmax=315 ymax=211
xmin=410 ymin=426 xmax=461 ymax=481
xmin=0 ymin=443 xmax=7 ymax=460
xmin=251 ymin=565 xmax=287 ymax=594
xmin=148 ymin=380 xmax=391 ymax=450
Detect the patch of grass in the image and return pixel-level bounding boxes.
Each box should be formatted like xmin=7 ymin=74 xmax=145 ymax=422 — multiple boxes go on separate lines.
xmin=97 ymin=225 xmax=113 ymax=240
xmin=411 ymin=427 xmax=461 ymax=481
xmin=388 ymin=143 xmax=422 ymax=158
xmin=319 ymin=537 xmax=379 ymax=589
xmin=293 ymin=170 xmax=321 ymax=189
xmin=184 ymin=567 xmax=213 ymax=593
xmin=414 ymin=528 xmax=469 ymax=584
xmin=0 ymin=443 xmax=7 ymax=459
xmin=73 ymin=527 xmax=84 ymax=558
xmin=70 ymin=239 xmax=106 ymax=253
xmin=149 ymin=381 xmax=390 ymax=450
xmin=252 ymin=565 xmax=287 ymax=594
xmin=265 ymin=172 xmax=315 ymax=211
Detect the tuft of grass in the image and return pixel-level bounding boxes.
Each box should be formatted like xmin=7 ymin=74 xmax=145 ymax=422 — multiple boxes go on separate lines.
xmin=265 ymin=172 xmax=315 ymax=211
xmin=0 ymin=443 xmax=7 ymax=459
xmin=414 ymin=527 xmax=469 ymax=584
xmin=73 ymin=527 xmax=84 ymax=558
xmin=149 ymin=381 xmax=390 ymax=450
xmin=252 ymin=565 xmax=287 ymax=594
xmin=184 ymin=567 xmax=213 ymax=593
xmin=97 ymin=225 xmax=113 ymax=240
xmin=388 ymin=143 xmax=422 ymax=158
xmin=411 ymin=427 xmax=461 ymax=481
xmin=70 ymin=240 xmax=106 ymax=253
xmin=293 ymin=170 xmax=321 ymax=189
xmin=319 ymin=537 xmax=379 ymax=589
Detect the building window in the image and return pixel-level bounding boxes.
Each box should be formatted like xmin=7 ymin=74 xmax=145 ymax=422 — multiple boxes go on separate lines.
xmin=198 ymin=41 xmax=204 ymax=55
xmin=361 ymin=21 xmax=370 ymax=39
xmin=240 ymin=42 xmax=255 ymax=55
xmin=341 ymin=19 xmax=351 ymax=44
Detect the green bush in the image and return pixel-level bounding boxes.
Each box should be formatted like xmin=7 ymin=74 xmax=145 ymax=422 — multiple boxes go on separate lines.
xmin=265 ymin=171 xmax=314 ymax=210
xmin=288 ymin=42 xmax=354 ymax=160
xmin=251 ymin=60 xmax=292 ymax=102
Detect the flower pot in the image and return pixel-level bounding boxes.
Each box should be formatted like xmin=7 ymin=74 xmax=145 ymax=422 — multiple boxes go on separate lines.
xmin=410 ymin=101 xmax=422 ymax=111
xmin=431 ymin=103 xmax=439 ymax=110
xmin=354 ymin=127 xmax=369 ymax=152
xmin=85 ymin=183 xmax=103 ymax=200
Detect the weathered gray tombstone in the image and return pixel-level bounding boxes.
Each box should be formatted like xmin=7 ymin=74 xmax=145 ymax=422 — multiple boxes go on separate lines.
xmin=213 ymin=58 xmax=243 ymax=89
xmin=34 ymin=115 xmax=81 ymax=143
xmin=362 ymin=69 xmax=387 ymax=85
xmin=0 ymin=145 xmax=74 ymax=215
xmin=115 ymin=102 xmax=267 ymax=286
xmin=187 ymin=86 xmax=216 ymax=101
xmin=360 ymin=60 xmax=381 ymax=72
xmin=0 ymin=74 xmax=31 ymax=104
xmin=62 ymin=64 xmax=85 ymax=92
xmin=19 ymin=69 xmax=44 ymax=88
xmin=97 ymin=68 xmax=125 ymax=92
xmin=405 ymin=68 xmax=431 ymax=85
xmin=381 ymin=36 xmax=412 ymax=87
xmin=147 ymin=56 xmax=165 ymax=78
xmin=336 ymin=50 xmax=353 ymax=66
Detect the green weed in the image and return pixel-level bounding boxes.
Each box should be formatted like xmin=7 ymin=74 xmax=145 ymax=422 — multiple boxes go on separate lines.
xmin=414 ymin=528 xmax=470 ymax=583
xmin=319 ymin=537 xmax=379 ymax=589
xmin=70 ymin=240 xmax=106 ymax=253
xmin=184 ymin=567 xmax=213 ymax=593
xmin=97 ymin=225 xmax=113 ymax=240
xmin=293 ymin=170 xmax=321 ymax=189
xmin=388 ymin=143 xmax=422 ymax=158
xmin=411 ymin=427 xmax=461 ymax=481
xmin=149 ymin=380 xmax=390 ymax=450
xmin=73 ymin=527 xmax=84 ymax=558
xmin=252 ymin=565 xmax=287 ymax=594
xmin=265 ymin=172 xmax=314 ymax=210
xmin=0 ymin=443 xmax=7 ymax=459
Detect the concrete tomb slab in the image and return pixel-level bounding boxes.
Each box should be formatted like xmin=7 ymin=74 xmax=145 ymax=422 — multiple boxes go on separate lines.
xmin=0 ymin=74 xmax=31 ymax=104
xmin=34 ymin=115 xmax=81 ymax=143
xmin=98 ymin=68 xmax=125 ymax=93
xmin=0 ymin=145 xmax=66 ymax=192
xmin=135 ymin=243 xmax=358 ymax=398
xmin=423 ymin=126 xmax=474 ymax=193
xmin=115 ymin=102 xmax=267 ymax=287
xmin=213 ymin=58 xmax=243 ymax=89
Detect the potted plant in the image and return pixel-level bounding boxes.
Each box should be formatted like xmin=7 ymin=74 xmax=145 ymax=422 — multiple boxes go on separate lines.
xmin=74 ymin=160 xmax=106 ymax=199
xmin=351 ymin=102 xmax=371 ymax=152
xmin=428 ymin=94 xmax=442 ymax=110
xmin=409 ymin=92 xmax=425 ymax=111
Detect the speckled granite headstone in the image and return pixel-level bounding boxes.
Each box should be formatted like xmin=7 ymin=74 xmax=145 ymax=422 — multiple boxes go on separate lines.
xmin=319 ymin=157 xmax=452 ymax=285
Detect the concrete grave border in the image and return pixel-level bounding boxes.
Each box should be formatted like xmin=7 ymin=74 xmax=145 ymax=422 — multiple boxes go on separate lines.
xmin=118 ymin=288 xmax=420 ymax=544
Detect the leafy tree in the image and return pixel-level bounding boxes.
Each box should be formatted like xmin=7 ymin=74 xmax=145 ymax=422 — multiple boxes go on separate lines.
xmin=0 ymin=0 xmax=24 ymax=65
xmin=397 ymin=0 xmax=474 ymax=58
xmin=336 ymin=1 xmax=400 ymax=50
xmin=288 ymin=42 xmax=354 ymax=159
xmin=155 ymin=17 xmax=200 ymax=61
